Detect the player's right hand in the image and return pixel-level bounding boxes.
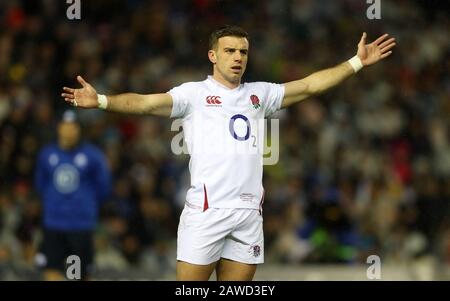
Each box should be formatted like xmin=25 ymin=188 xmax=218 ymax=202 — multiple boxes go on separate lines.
xmin=61 ymin=76 xmax=98 ymax=108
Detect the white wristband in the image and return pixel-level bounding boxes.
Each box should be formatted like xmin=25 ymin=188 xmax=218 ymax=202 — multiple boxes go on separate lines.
xmin=97 ymin=94 xmax=108 ymax=109
xmin=348 ymin=55 xmax=364 ymax=73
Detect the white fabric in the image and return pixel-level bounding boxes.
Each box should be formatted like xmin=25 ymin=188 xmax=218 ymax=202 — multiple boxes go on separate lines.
xmin=168 ymin=76 xmax=284 ymax=210
xmin=177 ymin=206 xmax=264 ymax=264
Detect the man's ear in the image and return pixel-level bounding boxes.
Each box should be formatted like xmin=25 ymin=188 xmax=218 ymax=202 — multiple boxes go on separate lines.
xmin=208 ymin=50 xmax=217 ymax=64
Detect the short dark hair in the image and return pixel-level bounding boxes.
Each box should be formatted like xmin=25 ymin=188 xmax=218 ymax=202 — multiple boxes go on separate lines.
xmin=209 ymin=25 xmax=248 ymax=50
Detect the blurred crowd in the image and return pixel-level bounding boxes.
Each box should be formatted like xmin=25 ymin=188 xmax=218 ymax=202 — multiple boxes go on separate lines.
xmin=0 ymin=0 xmax=449 ymax=279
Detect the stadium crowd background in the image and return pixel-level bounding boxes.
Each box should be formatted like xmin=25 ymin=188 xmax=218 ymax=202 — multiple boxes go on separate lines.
xmin=0 ymin=0 xmax=449 ymax=280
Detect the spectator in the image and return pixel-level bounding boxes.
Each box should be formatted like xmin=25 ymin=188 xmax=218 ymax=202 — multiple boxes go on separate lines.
xmin=34 ymin=110 xmax=111 ymax=280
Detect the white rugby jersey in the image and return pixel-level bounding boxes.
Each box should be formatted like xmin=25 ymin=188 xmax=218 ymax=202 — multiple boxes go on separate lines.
xmin=169 ymin=76 xmax=284 ymax=210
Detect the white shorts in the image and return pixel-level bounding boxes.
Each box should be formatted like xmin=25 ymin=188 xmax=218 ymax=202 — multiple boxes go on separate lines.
xmin=177 ymin=206 xmax=264 ymax=265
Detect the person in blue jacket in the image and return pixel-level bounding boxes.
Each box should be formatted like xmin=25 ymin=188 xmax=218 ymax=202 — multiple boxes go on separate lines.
xmin=35 ymin=110 xmax=111 ymax=280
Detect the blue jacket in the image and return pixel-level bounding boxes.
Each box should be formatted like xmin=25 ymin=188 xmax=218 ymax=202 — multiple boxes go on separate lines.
xmin=35 ymin=142 xmax=111 ymax=231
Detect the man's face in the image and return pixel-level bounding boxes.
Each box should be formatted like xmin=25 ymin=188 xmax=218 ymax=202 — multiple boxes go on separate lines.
xmin=209 ymin=36 xmax=249 ymax=85
xmin=57 ymin=121 xmax=80 ymax=150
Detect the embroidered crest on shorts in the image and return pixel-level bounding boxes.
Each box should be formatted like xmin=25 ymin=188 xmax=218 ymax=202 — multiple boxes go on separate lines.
xmin=252 ymin=245 xmax=261 ymax=257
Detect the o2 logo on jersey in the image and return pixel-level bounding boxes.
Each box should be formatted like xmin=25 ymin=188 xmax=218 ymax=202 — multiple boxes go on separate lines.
xmin=229 ymin=114 xmax=251 ymax=141
xmin=53 ymin=164 xmax=80 ymax=194
xmin=170 ymin=114 xmax=280 ymax=165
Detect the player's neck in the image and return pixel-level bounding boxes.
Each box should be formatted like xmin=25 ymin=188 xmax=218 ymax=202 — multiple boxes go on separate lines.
xmin=211 ymin=72 xmax=240 ymax=90
xmin=58 ymin=140 xmax=79 ymax=150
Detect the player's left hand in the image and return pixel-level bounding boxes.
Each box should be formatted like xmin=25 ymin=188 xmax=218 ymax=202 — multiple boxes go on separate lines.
xmin=357 ymin=32 xmax=396 ymax=66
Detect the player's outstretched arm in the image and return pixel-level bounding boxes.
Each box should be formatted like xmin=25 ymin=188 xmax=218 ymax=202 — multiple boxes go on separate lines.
xmin=61 ymin=76 xmax=173 ymax=117
xmin=281 ymin=32 xmax=396 ymax=108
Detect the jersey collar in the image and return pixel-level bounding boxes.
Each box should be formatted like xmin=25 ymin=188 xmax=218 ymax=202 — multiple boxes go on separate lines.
xmin=206 ymin=75 xmax=242 ymax=91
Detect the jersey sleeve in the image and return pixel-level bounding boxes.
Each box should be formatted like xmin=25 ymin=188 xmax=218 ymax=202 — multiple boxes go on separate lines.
xmin=167 ymin=83 xmax=194 ymax=118
xmin=262 ymin=82 xmax=285 ymax=117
